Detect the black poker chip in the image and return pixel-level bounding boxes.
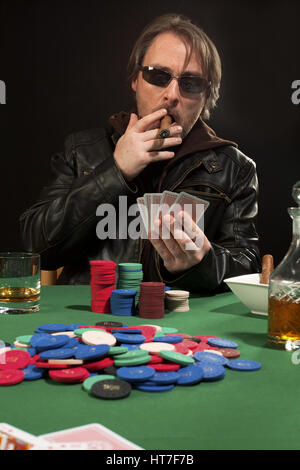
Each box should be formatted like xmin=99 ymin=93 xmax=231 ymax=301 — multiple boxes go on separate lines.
xmin=91 ymin=379 xmax=132 ymax=399
xmin=95 ymin=321 xmax=123 ymax=328
xmin=103 ymin=365 xmax=118 ymax=376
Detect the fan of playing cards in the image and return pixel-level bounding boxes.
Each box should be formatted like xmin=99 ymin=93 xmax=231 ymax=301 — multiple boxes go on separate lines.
xmin=137 ymin=191 xmax=210 ymax=236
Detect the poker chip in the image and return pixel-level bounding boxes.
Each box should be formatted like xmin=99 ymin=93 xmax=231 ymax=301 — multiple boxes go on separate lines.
xmin=90 ymin=260 xmax=116 ymax=313
xmin=0 ymin=369 xmax=25 ymax=386
xmin=159 ymin=350 xmax=195 ymax=366
xmin=148 ymin=363 xmax=181 ymax=372
xmin=23 ymin=364 xmax=45 ymax=381
xmin=138 ymin=282 xmax=165 ymax=319
xmin=83 ymin=357 xmax=114 ymax=371
xmin=139 ymin=342 xmax=175 ymax=354
xmin=30 ymin=334 xmax=70 ymax=352
xmin=74 ymin=344 xmax=110 ymax=361
xmin=116 ymin=365 xmax=155 ymax=383
xmin=0 ymin=350 xmax=31 ymax=370
xmin=207 ymin=338 xmax=238 ymax=349
xmin=219 ymin=348 xmax=241 ymax=358
xmin=135 ymin=382 xmax=175 ymax=392
xmin=15 ymin=335 xmax=32 ymax=346
xmin=38 ymin=323 xmax=69 ymax=333
xmin=114 ymin=355 xmax=151 ymax=367
xmin=82 ymin=330 xmax=116 ymax=346
xmin=95 ymin=321 xmax=124 ymax=328
xmin=153 ymin=336 xmax=183 ymax=344
xmin=200 ymin=364 xmax=226 ymax=382
xmin=226 ymin=360 xmax=262 ymax=371
xmin=91 ymin=378 xmax=132 ymax=399
xmin=117 ymin=263 xmax=143 ymax=305
xmin=176 ymin=365 xmax=204 ymax=385
xmin=82 ymin=374 xmax=116 ymax=393
xmin=110 ymin=289 xmax=137 ymax=316
xmin=193 ymin=351 xmax=229 ymax=366
xmin=39 ymin=348 xmax=75 ymax=360
xmin=148 ymin=371 xmax=180 ymax=385
xmin=108 ymin=346 xmax=128 ymax=356
xmin=165 ymin=290 xmax=190 ymax=312
xmin=49 ymin=367 xmax=90 ymax=384
xmin=113 ymin=333 xmax=145 ymax=344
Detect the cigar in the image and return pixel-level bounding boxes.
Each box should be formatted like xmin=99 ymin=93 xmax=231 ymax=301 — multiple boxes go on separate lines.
xmin=260 ymin=254 xmax=274 ymax=284
xmin=159 ymin=115 xmax=173 ymax=138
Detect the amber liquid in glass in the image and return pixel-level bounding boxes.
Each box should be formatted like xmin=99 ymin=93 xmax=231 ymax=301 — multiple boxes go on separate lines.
xmin=268 ymin=297 xmax=300 ymax=348
xmin=0 ymin=287 xmax=40 ymax=303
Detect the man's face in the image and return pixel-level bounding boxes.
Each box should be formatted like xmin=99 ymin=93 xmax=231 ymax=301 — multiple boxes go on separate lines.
xmin=131 ymin=31 xmax=207 ymax=139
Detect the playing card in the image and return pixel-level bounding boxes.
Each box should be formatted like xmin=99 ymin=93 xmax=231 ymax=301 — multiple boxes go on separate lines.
xmin=171 ymin=191 xmax=209 ymax=223
xmin=0 ymin=423 xmax=50 ymax=450
xmin=143 ymin=193 xmax=152 ymax=233
xmin=137 ymin=196 xmax=148 ymax=236
xmin=40 ymin=423 xmax=143 ymax=450
xmin=150 ymin=193 xmax=162 ymax=231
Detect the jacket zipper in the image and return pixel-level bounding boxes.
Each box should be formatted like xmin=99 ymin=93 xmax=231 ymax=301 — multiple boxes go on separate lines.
xmin=177 ymin=183 xmax=232 ymax=203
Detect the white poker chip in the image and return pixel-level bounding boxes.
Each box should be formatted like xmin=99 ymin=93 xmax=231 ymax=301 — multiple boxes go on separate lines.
xmin=48 ymin=359 xmax=84 ymax=365
xmin=203 ymin=349 xmax=223 ymax=356
xmin=13 ymin=340 xmax=30 ymax=348
xmin=82 ymin=330 xmax=116 ymax=346
xmin=165 ymin=290 xmax=190 ymax=312
xmin=140 ymin=342 xmax=175 ymax=354
xmin=51 ymin=331 xmax=75 ymax=338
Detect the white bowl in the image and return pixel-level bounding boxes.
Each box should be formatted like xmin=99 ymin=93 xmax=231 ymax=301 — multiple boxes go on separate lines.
xmin=224 ymin=273 xmax=268 ymax=316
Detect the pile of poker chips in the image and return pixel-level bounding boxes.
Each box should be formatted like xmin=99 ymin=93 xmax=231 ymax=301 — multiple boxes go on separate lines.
xmin=89 ymin=260 xmax=116 ymax=313
xmin=110 ymin=289 xmax=137 ymax=316
xmin=138 ymin=282 xmax=165 ymax=319
xmin=117 ymin=263 xmax=143 ymax=305
xmin=0 ymin=322 xmax=262 ymax=397
xmin=165 ymin=290 xmax=190 ymax=312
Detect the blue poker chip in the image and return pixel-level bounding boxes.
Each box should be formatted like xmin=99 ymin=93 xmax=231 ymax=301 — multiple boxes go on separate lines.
xmin=176 ymin=365 xmax=204 ymax=385
xmin=200 ymin=363 xmax=226 ymax=382
xmin=207 ymin=338 xmax=238 ymax=349
xmin=135 ymin=382 xmax=174 ymax=392
xmin=226 ymin=360 xmax=262 ymax=371
xmin=193 ymin=351 xmax=229 ymax=366
xmin=113 ymin=333 xmax=145 ymax=344
xmin=38 ymin=323 xmax=69 ymax=333
xmin=31 ymin=334 xmax=70 ymax=352
xmin=30 ymin=333 xmax=52 ymax=348
xmin=74 ymin=344 xmax=110 ymax=361
xmin=153 ymin=336 xmax=183 ymax=344
xmin=149 ymin=371 xmax=180 ymax=385
xmin=65 ymin=324 xmax=87 ymax=331
xmin=65 ymin=338 xmax=80 ymax=348
xmin=39 ymin=348 xmax=75 ymax=360
xmin=111 ymin=329 xmax=142 ymax=334
xmin=120 ymin=344 xmax=140 ymax=350
xmin=23 ymin=365 xmax=45 ymax=381
xmin=116 ymin=366 xmax=155 ymax=383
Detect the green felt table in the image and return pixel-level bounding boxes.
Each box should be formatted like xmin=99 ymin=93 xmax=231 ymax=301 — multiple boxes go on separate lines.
xmin=0 ymin=286 xmax=299 ymax=450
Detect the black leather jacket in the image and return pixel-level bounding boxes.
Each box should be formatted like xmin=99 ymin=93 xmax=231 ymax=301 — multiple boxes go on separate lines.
xmin=20 ymin=119 xmax=261 ymax=293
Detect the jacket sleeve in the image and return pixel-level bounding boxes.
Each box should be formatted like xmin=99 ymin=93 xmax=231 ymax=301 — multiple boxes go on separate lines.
xmin=156 ymin=157 xmax=261 ymax=294
xmin=19 ymin=131 xmax=138 ymax=270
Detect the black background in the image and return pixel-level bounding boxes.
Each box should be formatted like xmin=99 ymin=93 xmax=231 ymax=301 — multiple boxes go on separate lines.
xmin=0 ymin=0 xmax=299 ymax=266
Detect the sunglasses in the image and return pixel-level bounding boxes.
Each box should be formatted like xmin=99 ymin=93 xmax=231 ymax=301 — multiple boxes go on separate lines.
xmin=138 ymin=65 xmax=211 ymax=94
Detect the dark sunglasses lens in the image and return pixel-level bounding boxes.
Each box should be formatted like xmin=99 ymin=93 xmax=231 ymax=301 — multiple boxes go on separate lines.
xmin=143 ymin=69 xmax=171 ymax=87
xmin=180 ymin=77 xmax=208 ymax=94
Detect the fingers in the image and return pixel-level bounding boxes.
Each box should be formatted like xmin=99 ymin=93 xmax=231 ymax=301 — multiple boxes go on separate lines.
xmin=135 ymin=108 xmax=168 ymax=132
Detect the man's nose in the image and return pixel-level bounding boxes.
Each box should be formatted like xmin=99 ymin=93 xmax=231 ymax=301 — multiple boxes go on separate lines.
xmin=162 ymin=78 xmax=180 ymax=104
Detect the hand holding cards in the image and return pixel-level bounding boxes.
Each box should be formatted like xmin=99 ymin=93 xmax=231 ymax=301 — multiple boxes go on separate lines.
xmin=137 ymin=190 xmax=211 ymax=274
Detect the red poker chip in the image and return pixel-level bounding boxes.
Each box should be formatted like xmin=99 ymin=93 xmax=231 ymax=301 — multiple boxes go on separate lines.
xmin=148 ymin=363 xmax=181 ymax=372
xmin=35 ymin=361 xmax=72 ymax=369
xmin=174 ymin=343 xmax=191 ymax=355
xmin=0 ymin=368 xmax=25 ymax=386
xmin=83 ymin=357 xmax=114 ymax=371
xmin=0 ymin=350 xmax=31 ymax=370
xmin=130 ymin=325 xmax=156 ymax=342
xmin=148 ymin=354 xmax=164 ymax=364
xmin=193 ymin=343 xmax=220 ymax=353
xmin=219 ymin=348 xmax=241 ymax=358
xmin=181 ymin=340 xmax=199 ymax=350
xmin=49 ymin=367 xmax=90 ymax=383
xmin=165 ymin=333 xmax=192 ymax=339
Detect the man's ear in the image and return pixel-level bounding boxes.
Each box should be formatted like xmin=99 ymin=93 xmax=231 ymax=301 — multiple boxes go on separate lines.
xmin=131 ymin=75 xmax=137 ymax=93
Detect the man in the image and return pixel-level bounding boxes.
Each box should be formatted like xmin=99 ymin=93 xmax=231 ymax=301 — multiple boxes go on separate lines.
xmin=20 ymin=13 xmax=261 ymax=292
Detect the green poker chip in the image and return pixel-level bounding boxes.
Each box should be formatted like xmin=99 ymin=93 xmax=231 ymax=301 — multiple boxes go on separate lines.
xmin=108 ymin=346 xmax=129 ymax=356
xmin=16 ymin=335 xmax=33 ymax=345
xmin=114 ymin=354 xmax=151 ymax=367
xmin=82 ymin=374 xmax=116 ymax=393
xmin=159 ymin=350 xmax=195 ymax=366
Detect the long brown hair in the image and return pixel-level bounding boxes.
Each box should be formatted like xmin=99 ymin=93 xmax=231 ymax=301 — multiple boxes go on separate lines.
xmin=127 ymin=13 xmax=222 ymax=120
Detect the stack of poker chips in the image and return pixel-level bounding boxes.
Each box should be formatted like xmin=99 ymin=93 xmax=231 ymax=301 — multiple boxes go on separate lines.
xmin=89 ymin=260 xmax=116 ymax=313
xmin=117 ymin=263 xmax=143 ymax=305
xmin=138 ymin=282 xmax=165 ymax=319
xmin=165 ymin=290 xmax=190 ymax=312
xmin=110 ymin=289 xmax=137 ymax=316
